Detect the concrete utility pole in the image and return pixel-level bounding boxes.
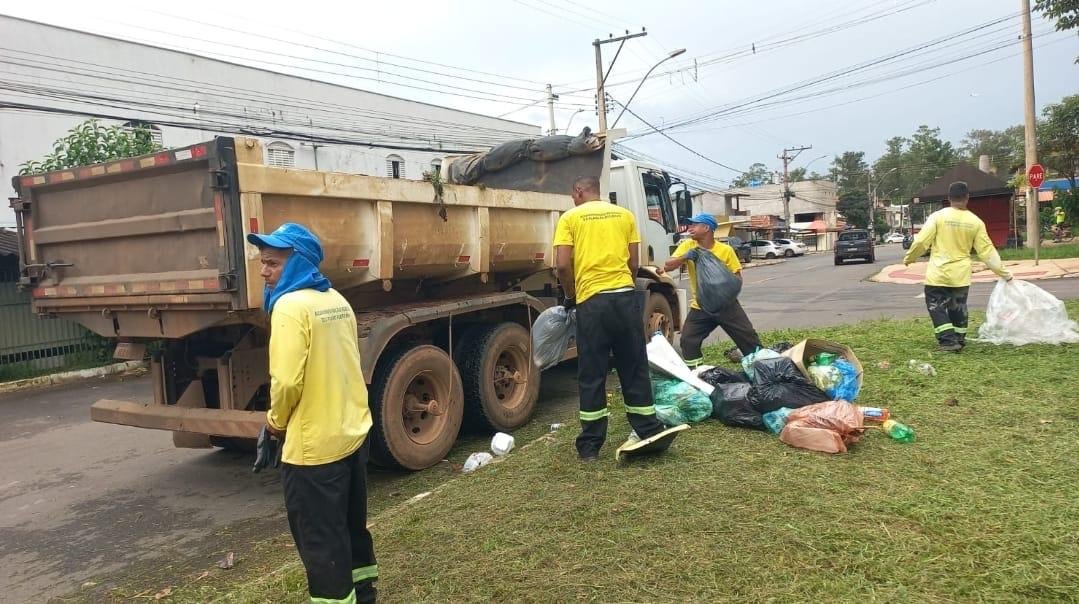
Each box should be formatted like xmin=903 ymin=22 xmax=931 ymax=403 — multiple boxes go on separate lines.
xmin=779 ymin=145 xmax=811 ymax=235
xmin=593 ymin=29 xmax=648 ymax=134
xmin=1020 ymin=0 xmax=1040 ymax=264
xmin=545 ymin=84 xmax=559 ymax=136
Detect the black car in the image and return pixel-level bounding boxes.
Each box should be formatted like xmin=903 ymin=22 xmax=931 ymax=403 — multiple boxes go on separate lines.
xmin=834 ymin=229 xmax=875 ymax=265
xmin=902 ymin=234 xmax=913 ymax=250
xmin=718 ymin=236 xmax=752 ymax=264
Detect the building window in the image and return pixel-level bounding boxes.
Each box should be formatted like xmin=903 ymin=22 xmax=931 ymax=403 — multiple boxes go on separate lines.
xmin=122 ymin=120 xmax=163 ymax=147
xmin=266 ymin=142 xmax=295 ymax=168
xmin=386 ymin=154 xmax=404 ymax=179
xmin=429 ymin=158 xmax=442 ymax=176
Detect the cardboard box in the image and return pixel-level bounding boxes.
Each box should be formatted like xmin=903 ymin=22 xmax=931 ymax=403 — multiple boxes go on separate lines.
xmin=781 ymin=338 xmax=863 ymax=391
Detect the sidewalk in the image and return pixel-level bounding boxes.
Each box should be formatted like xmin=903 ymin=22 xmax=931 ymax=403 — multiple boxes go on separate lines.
xmin=870 ymin=257 xmax=1079 ymax=285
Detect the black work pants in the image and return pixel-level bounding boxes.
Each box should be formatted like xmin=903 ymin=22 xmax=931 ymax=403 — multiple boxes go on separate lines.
xmin=282 ymin=440 xmax=378 ymax=603
xmin=575 ymin=289 xmax=666 ymax=456
xmin=924 ymin=285 xmax=969 ymax=346
xmin=680 ymin=302 xmax=762 ymax=367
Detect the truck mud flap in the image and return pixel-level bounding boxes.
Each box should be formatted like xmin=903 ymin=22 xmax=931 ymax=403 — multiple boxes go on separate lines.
xmin=90 ymin=399 xmax=263 ymax=438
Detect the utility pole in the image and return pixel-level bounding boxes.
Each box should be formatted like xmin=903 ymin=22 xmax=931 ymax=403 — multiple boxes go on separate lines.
xmin=545 ymin=84 xmax=559 ymax=136
xmin=779 ymin=145 xmax=811 ymax=235
xmin=593 ymin=29 xmax=648 ymax=134
xmin=1020 ymin=0 xmax=1040 ymax=264
xmin=868 ymin=169 xmax=875 ymax=238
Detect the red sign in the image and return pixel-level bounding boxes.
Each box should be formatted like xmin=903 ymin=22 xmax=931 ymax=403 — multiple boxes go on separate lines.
xmin=1028 ymin=164 xmax=1045 ymax=188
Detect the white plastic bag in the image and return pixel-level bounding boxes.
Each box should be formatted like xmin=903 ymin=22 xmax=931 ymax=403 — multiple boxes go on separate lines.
xmin=490 ymin=432 xmax=515 ymax=456
xmin=976 ymin=279 xmax=1079 ymax=345
xmin=645 ymin=333 xmax=714 ymax=395
xmin=462 ymin=452 xmax=493 ymax=473
xmin=531 ymin=305 xmax=576 ymax=370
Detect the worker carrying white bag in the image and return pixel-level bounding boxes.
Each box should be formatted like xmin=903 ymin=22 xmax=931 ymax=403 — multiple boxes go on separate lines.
xmin=976 ymin=279 xmax=1079 ymax=345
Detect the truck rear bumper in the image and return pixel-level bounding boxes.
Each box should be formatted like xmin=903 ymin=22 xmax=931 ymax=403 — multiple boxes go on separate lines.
xmin=90 ymin=399 xmax=264 ymax=438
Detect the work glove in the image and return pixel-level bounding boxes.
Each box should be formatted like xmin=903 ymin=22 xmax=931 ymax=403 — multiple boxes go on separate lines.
xmin=252 ymin=425 xmax=282 ymax=473
xmin=682 ymin=248 xmax=700 ymax=262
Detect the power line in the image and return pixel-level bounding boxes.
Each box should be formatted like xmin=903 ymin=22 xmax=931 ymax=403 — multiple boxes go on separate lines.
xmin=611 ymin=98 xmax=743 ymax=175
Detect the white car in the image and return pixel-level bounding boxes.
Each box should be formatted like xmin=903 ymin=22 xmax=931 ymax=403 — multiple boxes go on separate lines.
xmin=748 ymin=239 xmax=784 ymax=259
xmin=884 ymin=232 xmax=905 ymax=244
xmin=773 ymin=238 xmax=807 ymax=257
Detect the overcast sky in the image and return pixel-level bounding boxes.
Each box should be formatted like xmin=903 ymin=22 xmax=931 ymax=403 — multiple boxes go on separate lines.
xmin=4 ymin=0 xmax=1078 ymax=188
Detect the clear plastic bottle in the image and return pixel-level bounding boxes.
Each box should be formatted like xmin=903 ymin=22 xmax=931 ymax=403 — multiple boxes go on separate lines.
xmin=882 ymin=419 xmax=915 ymax=443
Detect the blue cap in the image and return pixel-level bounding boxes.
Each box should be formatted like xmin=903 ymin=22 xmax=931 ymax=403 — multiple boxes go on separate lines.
xmin=682 ymin=213 xmax=718 ymax=230
xmin=246 ymin=222 xmax=325 ymax=266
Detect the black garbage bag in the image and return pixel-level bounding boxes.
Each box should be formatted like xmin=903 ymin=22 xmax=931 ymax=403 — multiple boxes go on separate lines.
xmin=770 ymin=341 xmax=794 ymax=354
xmin=695 ymin=248 xmax=742 ymax=314
xmin=698 ymin=366 xmax=748 ymax=386
xmin=709 ymin=383 xmax=765 ymax=430
xmin=747 ymin=357 xmax=829 ymax=413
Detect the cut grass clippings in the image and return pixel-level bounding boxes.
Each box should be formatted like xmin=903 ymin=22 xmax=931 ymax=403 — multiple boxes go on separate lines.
xmin=159 ymin=304 xmax=1079 ymax=602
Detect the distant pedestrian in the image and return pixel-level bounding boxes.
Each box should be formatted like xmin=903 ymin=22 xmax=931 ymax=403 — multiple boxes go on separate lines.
xmin=248 ymin=223 xmax=378 ymax=603
xmin=903 ymin=182 xmax=1012 ymax=352
xmin=553 ymin=176 xmax=685 ymax=461
xmin=664 ymin=213 xmax=763 ymax=366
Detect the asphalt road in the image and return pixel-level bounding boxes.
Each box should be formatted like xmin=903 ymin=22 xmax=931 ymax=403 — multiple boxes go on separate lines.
xmin=2 ymin=244 xmax=1076 ymax=601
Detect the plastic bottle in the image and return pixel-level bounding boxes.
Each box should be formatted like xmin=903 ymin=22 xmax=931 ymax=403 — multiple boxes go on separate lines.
xmin=907 ymin=359 xmax=936 ymax=376
xmin=882 ymin=419 xmax=915 ymax=443
xmin=859 ymin=406 xmax=890 ymax=422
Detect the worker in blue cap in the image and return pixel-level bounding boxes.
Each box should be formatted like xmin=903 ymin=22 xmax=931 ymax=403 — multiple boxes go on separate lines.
xmin=247 ymin=222 xmax=378 ymax=604
xmin=664 ymin=213 xmax=762 ymax=367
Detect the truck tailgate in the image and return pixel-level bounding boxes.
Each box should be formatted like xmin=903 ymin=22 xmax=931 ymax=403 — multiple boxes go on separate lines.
xmin=12 ymin=139 xmax=247 ymax=338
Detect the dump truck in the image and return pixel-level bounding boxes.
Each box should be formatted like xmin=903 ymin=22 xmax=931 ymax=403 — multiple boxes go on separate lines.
xmin=11 ymin=135 xmax=692 ymax=470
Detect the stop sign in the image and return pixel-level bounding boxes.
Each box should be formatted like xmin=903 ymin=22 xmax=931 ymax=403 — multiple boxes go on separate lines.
xmin=1028 ymin=164 xmax=1045 ymax=188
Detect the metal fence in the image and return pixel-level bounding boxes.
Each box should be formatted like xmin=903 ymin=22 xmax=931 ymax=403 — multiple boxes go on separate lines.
xmin=0 ymin=267 xmax=111 ymax=377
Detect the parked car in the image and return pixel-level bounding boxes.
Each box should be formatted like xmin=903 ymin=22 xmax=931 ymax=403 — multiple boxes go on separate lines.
xmin=834 ymin=229 xmax=875 ymax=264
xmin=717 ymin=236 xmax=752 ymax=264
xmin=884 ymin=232 xmax=905 ymax=244
xmin=748 ymin=239 xmax=784 ymax=259
xmin=773 ymin=238 xmax=807 ymax=257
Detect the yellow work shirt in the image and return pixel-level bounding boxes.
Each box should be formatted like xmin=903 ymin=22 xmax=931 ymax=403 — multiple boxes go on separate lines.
xmin=903 ymin=206 xmax=1008 ymax=287
xmin=672 ymin=239 xmax=742 ymax=310
xmin=267 ymin=288 xmax=372 ymax=466
xmin=553 ymin=200 xmax=639 ymax=304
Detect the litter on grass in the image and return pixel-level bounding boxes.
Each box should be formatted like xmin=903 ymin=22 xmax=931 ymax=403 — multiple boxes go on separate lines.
xmin=491 ymin=433 xmax=515 ymax=456
xmin=653 ymin=379 xmax=713 ymax=426
xmin=462 ymin=452 xmax=493 ymax=473
xmin=976 ymin=278 xmax=1079 ymax=345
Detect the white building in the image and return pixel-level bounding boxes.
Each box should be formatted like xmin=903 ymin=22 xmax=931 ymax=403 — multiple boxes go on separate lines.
xmin=0 ymin=16 xmax=540 ymax=225
xmin=721 ymin=180 xmax=840 ymax=250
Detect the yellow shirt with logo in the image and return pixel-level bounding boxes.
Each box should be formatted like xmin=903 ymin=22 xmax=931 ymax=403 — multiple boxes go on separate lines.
xmin=672 ymin=239 xmax=742 ymax=310
xmin=903 ymin=206 xmax=1009 ymax=287
xmin=553 ymin=200 xmax=640 ymax=304
xmin=267 ymin=288 xmax=372 ymax=466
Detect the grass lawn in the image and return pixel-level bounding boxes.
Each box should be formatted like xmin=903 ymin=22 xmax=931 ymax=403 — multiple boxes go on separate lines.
xmin=108 ymin=303 xmax=1079 ymax=603
xmin=1000 ymin=242 xmax=1079 ymax=261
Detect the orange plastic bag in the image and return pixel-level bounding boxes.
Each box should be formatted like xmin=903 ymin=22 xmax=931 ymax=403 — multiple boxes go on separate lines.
xmin=779 ymin=424 xmax=848 ymax=453
xmin=780 ymin=401 xmax=866 ymax=453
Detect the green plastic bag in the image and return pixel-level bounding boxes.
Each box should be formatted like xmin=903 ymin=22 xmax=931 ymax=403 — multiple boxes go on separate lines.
xmin=652 ymin=379 xmax=712 ymax=426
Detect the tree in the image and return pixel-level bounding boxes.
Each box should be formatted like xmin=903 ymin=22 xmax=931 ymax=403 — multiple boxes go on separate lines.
xmin=1038 ymin=94 xmax=1079 ymax=188
xmin=831 ymin=151 xmax=870 ymax=228
xmin=732 ymin=162 xmax=773 ymax=187
xmin=1035 ymin=0 xmax=1079 ymax=62
xmin=788 ymin=167 xmax=807 ymax=182
xmin=958 ymin=126 xmax=1024 ymax=177
xmin=20 ymin=119 xmax=161 ymax=174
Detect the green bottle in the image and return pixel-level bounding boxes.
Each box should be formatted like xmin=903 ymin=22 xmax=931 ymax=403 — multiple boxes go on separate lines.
xmin=882 ymin=419 xmax=915 ymax=443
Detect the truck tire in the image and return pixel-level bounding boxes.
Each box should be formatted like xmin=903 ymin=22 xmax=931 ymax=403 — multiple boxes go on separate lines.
xmin=458 ymin=323 xmax=539 ymax=433
xmin=834 ymin=257 xmax=842 ymax=266
xmin=644 ymin=292 xmax=674 ymax=343
xmin=368 ymin=345 xmax=464 ymax=471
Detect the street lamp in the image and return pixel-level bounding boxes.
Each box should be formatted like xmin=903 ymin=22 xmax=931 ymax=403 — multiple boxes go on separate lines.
xmin=562 ymin=108 xmax=587 ymax=135
xmin=869 ymin=167 xmax=899 ymax=238
xmin=800 ymin=154 xmax=828 ymax=178
xmin=610 ymin=48 xmax=687 ymax=129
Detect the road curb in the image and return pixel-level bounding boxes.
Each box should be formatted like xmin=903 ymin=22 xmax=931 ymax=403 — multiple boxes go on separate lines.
xmin=0 ymin=360 xmax=148 ymax=396
xmin=743 ymin=258 xmax=786 ymax=269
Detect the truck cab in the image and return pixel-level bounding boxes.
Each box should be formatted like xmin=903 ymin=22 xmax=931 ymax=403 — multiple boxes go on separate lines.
xmin=608 ymin=159 xmax=692 ymax=266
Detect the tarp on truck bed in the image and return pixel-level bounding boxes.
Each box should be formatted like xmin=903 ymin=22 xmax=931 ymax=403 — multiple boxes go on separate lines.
xmin=445 ymin=128 xmax=604 ymax=196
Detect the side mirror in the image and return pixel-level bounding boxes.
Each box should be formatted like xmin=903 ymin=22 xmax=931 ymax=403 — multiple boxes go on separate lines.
xmin=674 ymin=188 xmax=692 ymax=222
